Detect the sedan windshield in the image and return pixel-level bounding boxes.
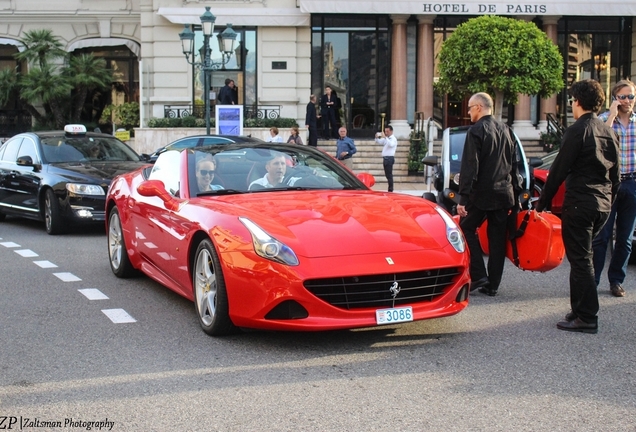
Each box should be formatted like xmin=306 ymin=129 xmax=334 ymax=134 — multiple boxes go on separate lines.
xmin=40 ymin=135 xmax=140 ymax=163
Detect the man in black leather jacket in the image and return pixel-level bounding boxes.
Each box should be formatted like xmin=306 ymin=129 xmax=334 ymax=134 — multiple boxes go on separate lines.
xmin=536 ymin=79 xmax=620 ymax=334
xmin=456 ymin=92 xmax=521 ymax=297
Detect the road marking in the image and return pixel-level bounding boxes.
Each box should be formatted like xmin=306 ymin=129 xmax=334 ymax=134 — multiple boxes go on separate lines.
xmin=78 ymin=288 xmax=109 ymax=300
xmin=53 ymin=272 xmax=82 ymax=282
xmin=0 ymin=241 xmax=20 ymax=248
xmin=102 ymin=308 xmax=136 ymax=323
xmin=34 ymin=260 xmax=58 ymax=268
xmin=15 ymin=249 xmax=38 ymax=257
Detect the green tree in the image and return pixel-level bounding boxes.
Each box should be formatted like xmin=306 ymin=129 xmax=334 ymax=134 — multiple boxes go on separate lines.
xmin=436 ymin=15 xmax=564 ymax=120
xmin=0 ymin=29 xmax=113 ymax=129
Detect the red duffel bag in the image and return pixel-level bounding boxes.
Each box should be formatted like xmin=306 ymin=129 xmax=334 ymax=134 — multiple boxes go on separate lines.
xmin=478 ymin=209 xmax=565 ymax=272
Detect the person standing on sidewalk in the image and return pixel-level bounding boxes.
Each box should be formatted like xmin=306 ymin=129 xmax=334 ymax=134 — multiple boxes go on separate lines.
xmin=320 ymin=86 xmax=338 ymax=140
xmin=305 ymin=94 xmax=319 ymax=147
xmin=456 ymin=92 xmax=521 ymax=297
xmin=375 ymin=125 xmax=398 ymax=192
xmin=592 ymin=79 xmax=636 ymax=298
xmin=336 ymin=127 xmax=356 ymax=170
xmin=536 ymin=79 xmax=620 ymax=334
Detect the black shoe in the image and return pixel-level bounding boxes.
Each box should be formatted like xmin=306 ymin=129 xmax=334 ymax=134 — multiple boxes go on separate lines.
xmin=470 ymin=277 xmax=490 ymax=292
xmin=565 ymin=311 xmax=577 ymax=322
xmin=556 ymin=318 xmax=598 ymax=334
xmin=477 ymin=286 xmax=498 ymax=296
xmin=610 ymin=283 xmax=625 ymax=297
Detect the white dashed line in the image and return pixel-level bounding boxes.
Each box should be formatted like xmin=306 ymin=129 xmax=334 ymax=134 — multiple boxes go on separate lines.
xmin=53 ymin=272 xmax=82 ymax=282
xmin=102 ymin=309 xmax=136 ymax=323
xmin=15 ymin=249 xmax=38 ymax=257
xmin=33 ymin=260 xmax=58 ymax=268
xmin=78 ymin=288 xmax=109 ymax=300
xmin=0 ymin=242 xmax=20 ymax=248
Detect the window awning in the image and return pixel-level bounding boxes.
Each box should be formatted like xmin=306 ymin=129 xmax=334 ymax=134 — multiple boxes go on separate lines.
xmin=157 ymin=7 xmax=310 ymax=27
xmin=0 ymin=38 xmax=24 ymax=52
xmin=298 ymin=0 xmax=636 ymax=16
xmin=67 ymin=38 xmax=141 ymax=58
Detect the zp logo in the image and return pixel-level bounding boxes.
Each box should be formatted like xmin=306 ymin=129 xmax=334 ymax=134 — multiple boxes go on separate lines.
xmin=0 ymin=416 xmax=18 ymax=430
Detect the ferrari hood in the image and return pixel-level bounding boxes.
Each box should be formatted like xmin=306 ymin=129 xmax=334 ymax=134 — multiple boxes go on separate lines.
xmin=223 ymin=191 xmax=448 ymax=258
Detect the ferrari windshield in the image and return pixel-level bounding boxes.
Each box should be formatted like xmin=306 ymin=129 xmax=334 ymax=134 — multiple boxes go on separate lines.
xmin=186 ymin=144 xmax=365 ymax=196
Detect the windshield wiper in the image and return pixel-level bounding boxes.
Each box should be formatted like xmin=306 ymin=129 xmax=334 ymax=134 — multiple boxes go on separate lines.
xmin=197 ymin=189 xmax=245 ymax=196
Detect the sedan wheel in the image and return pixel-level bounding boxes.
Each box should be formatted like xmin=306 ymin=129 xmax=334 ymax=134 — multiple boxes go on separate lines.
xmin=193 ymin=239 xmax=235 ymax=336
xmin=44 ymin=189 xmax=64 ymax=235
xmin=108 ymin=207 xmax=137 ymax=278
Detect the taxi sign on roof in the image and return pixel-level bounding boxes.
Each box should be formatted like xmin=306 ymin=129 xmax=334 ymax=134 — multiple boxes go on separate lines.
xmin=64 ymin=124 xmax=87 ymax=134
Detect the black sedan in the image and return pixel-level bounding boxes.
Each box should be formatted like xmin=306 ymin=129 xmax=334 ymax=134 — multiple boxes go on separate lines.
xmin=0 ymin=125 xmax=147 ymax=234
xmin=145 ymin=134 xmax=266 ymax=163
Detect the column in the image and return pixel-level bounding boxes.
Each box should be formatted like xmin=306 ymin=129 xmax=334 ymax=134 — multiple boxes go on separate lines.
xmin=389 ymin=15 xmax=411 ymax=139
xmin=512 ymin=16 xmax=539 ymax=140
xmin=417 ymin=15 xmax=435 ymax=119
xmin=538 ymin=17 xmax=560 ymax=132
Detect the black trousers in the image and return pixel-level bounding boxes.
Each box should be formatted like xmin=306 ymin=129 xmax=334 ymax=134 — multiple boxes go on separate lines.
xmin=307 ymin=126 xmax=317 ymax=147
xmin=561 ymin=205 xmax=609 ymax=324
xmin=383 ymin=156 xmax=395 ymax=192
xmin=459 ymin=205 xmax=510 ymax=291
xmin=323 ymin=109 xmax=337 ymax=139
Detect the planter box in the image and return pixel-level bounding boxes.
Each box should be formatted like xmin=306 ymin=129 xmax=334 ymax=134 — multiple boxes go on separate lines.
xmin=130 ymin=127 xmax=307 ymax=155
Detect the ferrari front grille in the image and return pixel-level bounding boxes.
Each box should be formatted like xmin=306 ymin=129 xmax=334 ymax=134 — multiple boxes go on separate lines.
xmin=303 ymin=267 xmax=460 ymax=310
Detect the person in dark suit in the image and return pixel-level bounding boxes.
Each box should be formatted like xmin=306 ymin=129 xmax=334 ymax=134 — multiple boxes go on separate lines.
xmin=537 ymin=79 xmax=620 ymax=334
xmin=456 ymin=92 xmax=522 ymax=297
xmin=320 ymin=86 xmax=338 ymax=140
xmin=217 ymin=78 xmax=235 ymax=105
xmin=305 ymin=94 xmax=319 ymax=147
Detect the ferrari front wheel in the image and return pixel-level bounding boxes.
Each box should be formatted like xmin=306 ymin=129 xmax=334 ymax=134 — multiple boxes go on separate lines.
xmin=108 ymin=207 xmax=137 ymax=278
xmin=193 ymin=239 xmax=235 ymax=336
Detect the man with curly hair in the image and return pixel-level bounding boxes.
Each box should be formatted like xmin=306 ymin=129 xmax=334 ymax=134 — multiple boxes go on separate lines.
xmin=536 ymin=79 xmax=620 ymax=334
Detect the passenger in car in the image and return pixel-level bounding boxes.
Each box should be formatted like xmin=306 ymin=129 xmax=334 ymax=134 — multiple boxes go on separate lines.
xmin=195 ymin=157 xmax=223 ymax=193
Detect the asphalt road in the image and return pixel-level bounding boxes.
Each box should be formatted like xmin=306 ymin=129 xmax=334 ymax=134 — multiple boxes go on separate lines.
xmin=0 ymin=216 xmax=635 ymax=432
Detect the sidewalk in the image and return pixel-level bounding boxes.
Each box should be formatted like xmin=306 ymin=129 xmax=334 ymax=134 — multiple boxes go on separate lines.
xmin=370 ymin=179 xmax=432 ymax=197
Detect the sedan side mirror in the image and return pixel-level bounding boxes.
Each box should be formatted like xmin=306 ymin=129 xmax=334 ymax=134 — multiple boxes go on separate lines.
xmin=16 ymin=155 xmax=40 ymax=171
xmin=528 ymin=156 xmax=544 ymax=168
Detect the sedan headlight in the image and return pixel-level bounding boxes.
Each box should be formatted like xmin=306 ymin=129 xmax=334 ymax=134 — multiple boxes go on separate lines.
xmin=239 ymin=217 xmax=299 ymax=266
xmin=435 ymin=206 xmax=465 ymax=253
xmin=66 ymin=183 xmax=105 ymax=196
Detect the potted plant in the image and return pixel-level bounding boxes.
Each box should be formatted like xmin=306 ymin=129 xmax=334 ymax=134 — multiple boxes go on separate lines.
xmin=540 ymin=131 xmax=561 ymax=152
xmin=407 ymin=129 xmax=427 ymax=174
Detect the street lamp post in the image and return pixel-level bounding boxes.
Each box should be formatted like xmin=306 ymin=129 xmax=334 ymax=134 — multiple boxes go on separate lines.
xmin=179 ymin=7 xmax=238 ymax=135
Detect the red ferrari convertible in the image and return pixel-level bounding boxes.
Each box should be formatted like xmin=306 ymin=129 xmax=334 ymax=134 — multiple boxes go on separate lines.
xmin=106 ymin=143 xmax=470 ymax=335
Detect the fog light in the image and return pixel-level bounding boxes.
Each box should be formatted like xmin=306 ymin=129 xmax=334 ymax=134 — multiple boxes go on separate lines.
xmin=73 ymin=208 xmax=94 ymax=218
xmin=455 ymin=284 xmax=469 ymax=302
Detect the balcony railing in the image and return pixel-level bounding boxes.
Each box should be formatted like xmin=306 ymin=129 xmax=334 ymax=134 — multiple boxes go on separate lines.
xmin=245 ymin=105 xmax=280 ymax=119
xmin=163 ymin=104 xmax=281 ymax=120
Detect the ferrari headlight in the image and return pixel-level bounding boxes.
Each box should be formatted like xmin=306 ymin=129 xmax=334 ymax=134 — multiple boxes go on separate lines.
xmin=435 ymin=206 xmax=465 ymax=253
xmin=66 ymin=183 xmax=105 ymax=196
xmin=239 ymin=217 xmax=299 ymax=266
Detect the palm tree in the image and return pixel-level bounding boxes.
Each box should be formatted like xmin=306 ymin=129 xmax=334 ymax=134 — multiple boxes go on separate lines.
xmin=2 ymin=29 xmax=113 ymax=129
xmin=14 ymin=29 xmax=67 ymax=69
xmin=65 ymin=54 xmax=112 ymax=123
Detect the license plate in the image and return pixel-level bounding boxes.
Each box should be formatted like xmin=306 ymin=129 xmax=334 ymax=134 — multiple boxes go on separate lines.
xmin=375 ymin=306 xmax=413 ymax=325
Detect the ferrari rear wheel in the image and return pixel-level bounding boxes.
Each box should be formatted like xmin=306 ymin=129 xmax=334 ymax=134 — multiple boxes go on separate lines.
xmin=108 ymin=207 xmax=137 ymax=278
xmin=193 ymin=239 xmax=235 ymax=336
xmin=44 ymin=189 xmax=64 ymax=235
